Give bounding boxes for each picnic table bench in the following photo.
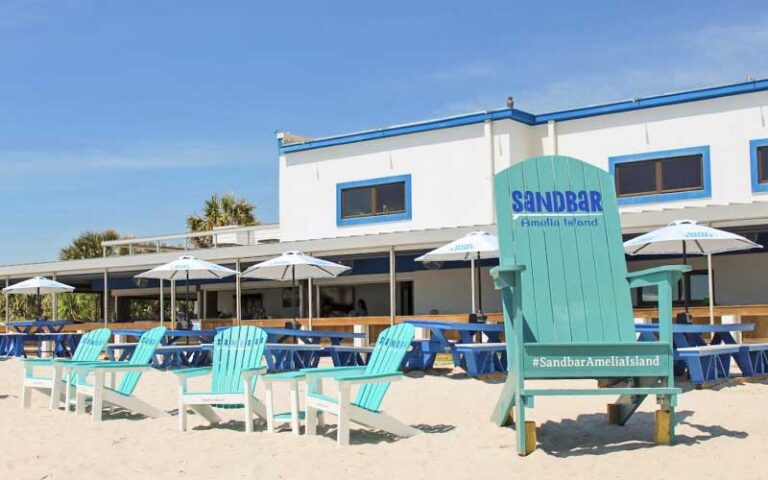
[261,327,368,370]
[402,319,506,376]
[635,323,767,384]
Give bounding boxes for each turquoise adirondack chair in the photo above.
[21,328,112,410]
[491,155,689,456]
[72,326,168,421]
[302,323,419,445]
[173,326,268,432]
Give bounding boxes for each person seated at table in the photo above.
[349,299,368,317]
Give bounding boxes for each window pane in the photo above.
[341,187,373,218]
[616,161,656,196]
[661,155,702,191]
[375,182,406,214]
[759,147,768,183]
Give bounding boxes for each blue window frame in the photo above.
[750,138,768,193]
[336,174,412,226]
[608,146,711,205]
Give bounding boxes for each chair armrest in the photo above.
[85,364,153,373]
[335,373,403,385]
[261,371,306,383]
[627,265,691,288]
[490,265,526,289]
[302,366,367,380]
[20,358,55,365]
[241,366,267,381]
[171,367,212,379]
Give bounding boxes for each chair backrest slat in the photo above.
[494,156,635,344]
[354,323,414,412]
[71,328,111,362]
[117,326,166,396]
[211,326,267,394]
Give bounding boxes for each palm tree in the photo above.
[60,229,123,260]
[186,193,259,247]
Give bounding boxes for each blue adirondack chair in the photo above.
[173,326,268,432]
[20,328,112,410]
[492,155,689,455]
[72,326,168,421]
[301,323,419,445]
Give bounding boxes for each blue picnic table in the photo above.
[110,328,217,368]
[2,320,80,358]
[635,322,758,384]
[261,327,367,370]
[107,326,368,371]
[402,319,506,376]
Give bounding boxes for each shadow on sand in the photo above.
[311,423,456,445]
[533,410,748,457]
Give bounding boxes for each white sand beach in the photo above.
[1,358,766,480]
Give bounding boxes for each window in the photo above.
[759,146,768,184]
[751,139,768,193]
[609,146,711,205]
[337,174,412,226]
[614,154,703,197]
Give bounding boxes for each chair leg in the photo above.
[337,385,351,446]
[75,390,86,416]
[264,383,275,434]
[92,373,104,423]
[50,365,63,410]
[21,383,31,409]
[179,404,188,432]
[244,392,254,434]
[515,398,536,456]
[289,380,301,435]
[306,403,317,436]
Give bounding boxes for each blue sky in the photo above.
[1,1,767,264]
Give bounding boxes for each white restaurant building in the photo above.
[2,79,768,337]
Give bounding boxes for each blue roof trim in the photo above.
[279,79,768,154]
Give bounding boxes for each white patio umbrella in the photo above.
[136,255,238,328]
[240,251,350,328]
[415,231,499,316]
[3,276,75,319]
[624,219,762,321]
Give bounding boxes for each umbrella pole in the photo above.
[476,251,483,316]
[707,254,715,325]
[292,266,297,327]
[37,287,42,320]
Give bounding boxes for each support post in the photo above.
[171,280,176,329]
[707,254,715,325]
[4,277,9,328]
[159,279,165,325]
[235,259,242,326]
[52,274,58,320]
[389,246,396,326]
[103,270,109,326]
[308,277,313,330]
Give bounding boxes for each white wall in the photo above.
[280,90,768,243]
[279,123,495,241]
[413,266,500,315]
[535,91,768,212]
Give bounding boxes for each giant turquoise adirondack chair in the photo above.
[491,155,689,456]
[21,328,112,410]
[72,326,168,421]
[173,326,269,432]
[302,322,419,445]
